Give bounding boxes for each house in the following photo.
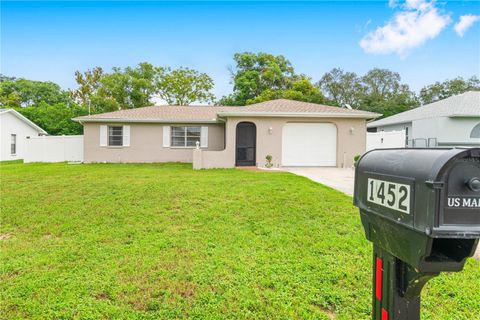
[73,99,379,168]
[0,108,47,161]
[367,91,480,148]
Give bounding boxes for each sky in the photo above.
[1,0,480,100]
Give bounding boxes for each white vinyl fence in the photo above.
[24,135,83,163]
[366,130,406,151]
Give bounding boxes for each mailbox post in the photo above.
[354,148,480,320]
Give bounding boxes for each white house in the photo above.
[0,108,47,161]
[367,91,480,148]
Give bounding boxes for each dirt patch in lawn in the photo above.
[94,292,112,301]
[0,233,12,241]
[312,303,336,319]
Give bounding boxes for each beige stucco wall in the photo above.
[199,117,367,169]
[83,117,367,167]
[83,122,225,163]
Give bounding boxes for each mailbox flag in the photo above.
[376,257,383,301]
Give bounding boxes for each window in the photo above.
[171,126,201,147]
[10,134,16,155]
[471,123,480,138]
[108,126,123,146]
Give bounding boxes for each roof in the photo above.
[217,99,380,118]
[73,106,235,123]
[73,99,380,123]
[0,108,48,134]
[368,91,480,128]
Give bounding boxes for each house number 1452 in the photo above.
[367,178,411,214]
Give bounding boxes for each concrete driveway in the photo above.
[284,167,355,196]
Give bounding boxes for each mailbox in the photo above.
[354,148,480,320]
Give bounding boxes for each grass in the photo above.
[0,162,479,319]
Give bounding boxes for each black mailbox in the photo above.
[354,148,480,320]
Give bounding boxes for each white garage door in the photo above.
[282,123,337,166]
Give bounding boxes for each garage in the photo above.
[282,123,337,166]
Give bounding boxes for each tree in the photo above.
[359,68,418,117]
[0,75,86,135]
[111,62,159,109]
[282,78,325,104]
[155,67,215,105]
[317,68,363,108]
[219,52,323,105]
[72,63,214,109]
[317,68,418,117]
[247,77,324,104]
[362,68,404,98]
[0,77,69,108]
[70,67,104,114]
[0,75,16,82]
[419,76,480,105]
[72,63,161,113]
[219,52,296,105]
[16,102,87,135]
[359,90,417,118]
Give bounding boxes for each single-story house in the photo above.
[367,91,480,148]
[73,99,379,168]
[0,108,47,161]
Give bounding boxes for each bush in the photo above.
[15,102,87,135]
[265,155,273,168]
[353,154,361,167]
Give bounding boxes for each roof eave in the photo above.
[449,114,480,118]
[72,117,223,124]
[367,113,480,127]
[367,120,413,128]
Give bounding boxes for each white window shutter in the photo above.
[163,126,171,147]
[123,125,130,147]
[100,125,107,146]
[201,126,208,148]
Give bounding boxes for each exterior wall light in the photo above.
[350,127,355,135]
[268,127,273,134]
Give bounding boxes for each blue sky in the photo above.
[2,1,479,99]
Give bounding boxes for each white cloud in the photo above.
[360,0,451,57]
[388,0,398,8]
[404,0,430,11]
[454,14,480,37]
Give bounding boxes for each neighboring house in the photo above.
[73,99,379,168]
[367,91,480,148]
[0,108,47,161]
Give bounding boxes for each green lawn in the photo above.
[1,162,479,319]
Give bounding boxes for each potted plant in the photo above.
[265,155,273,168]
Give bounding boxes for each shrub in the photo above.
[265,155,273,168]
[353,154,361,167]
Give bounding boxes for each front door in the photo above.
[236,122,256,166]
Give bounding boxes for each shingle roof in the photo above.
[74,105,234,123]
[368,91,480,128]
[218,99,380,117]
[73,99,380,123]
